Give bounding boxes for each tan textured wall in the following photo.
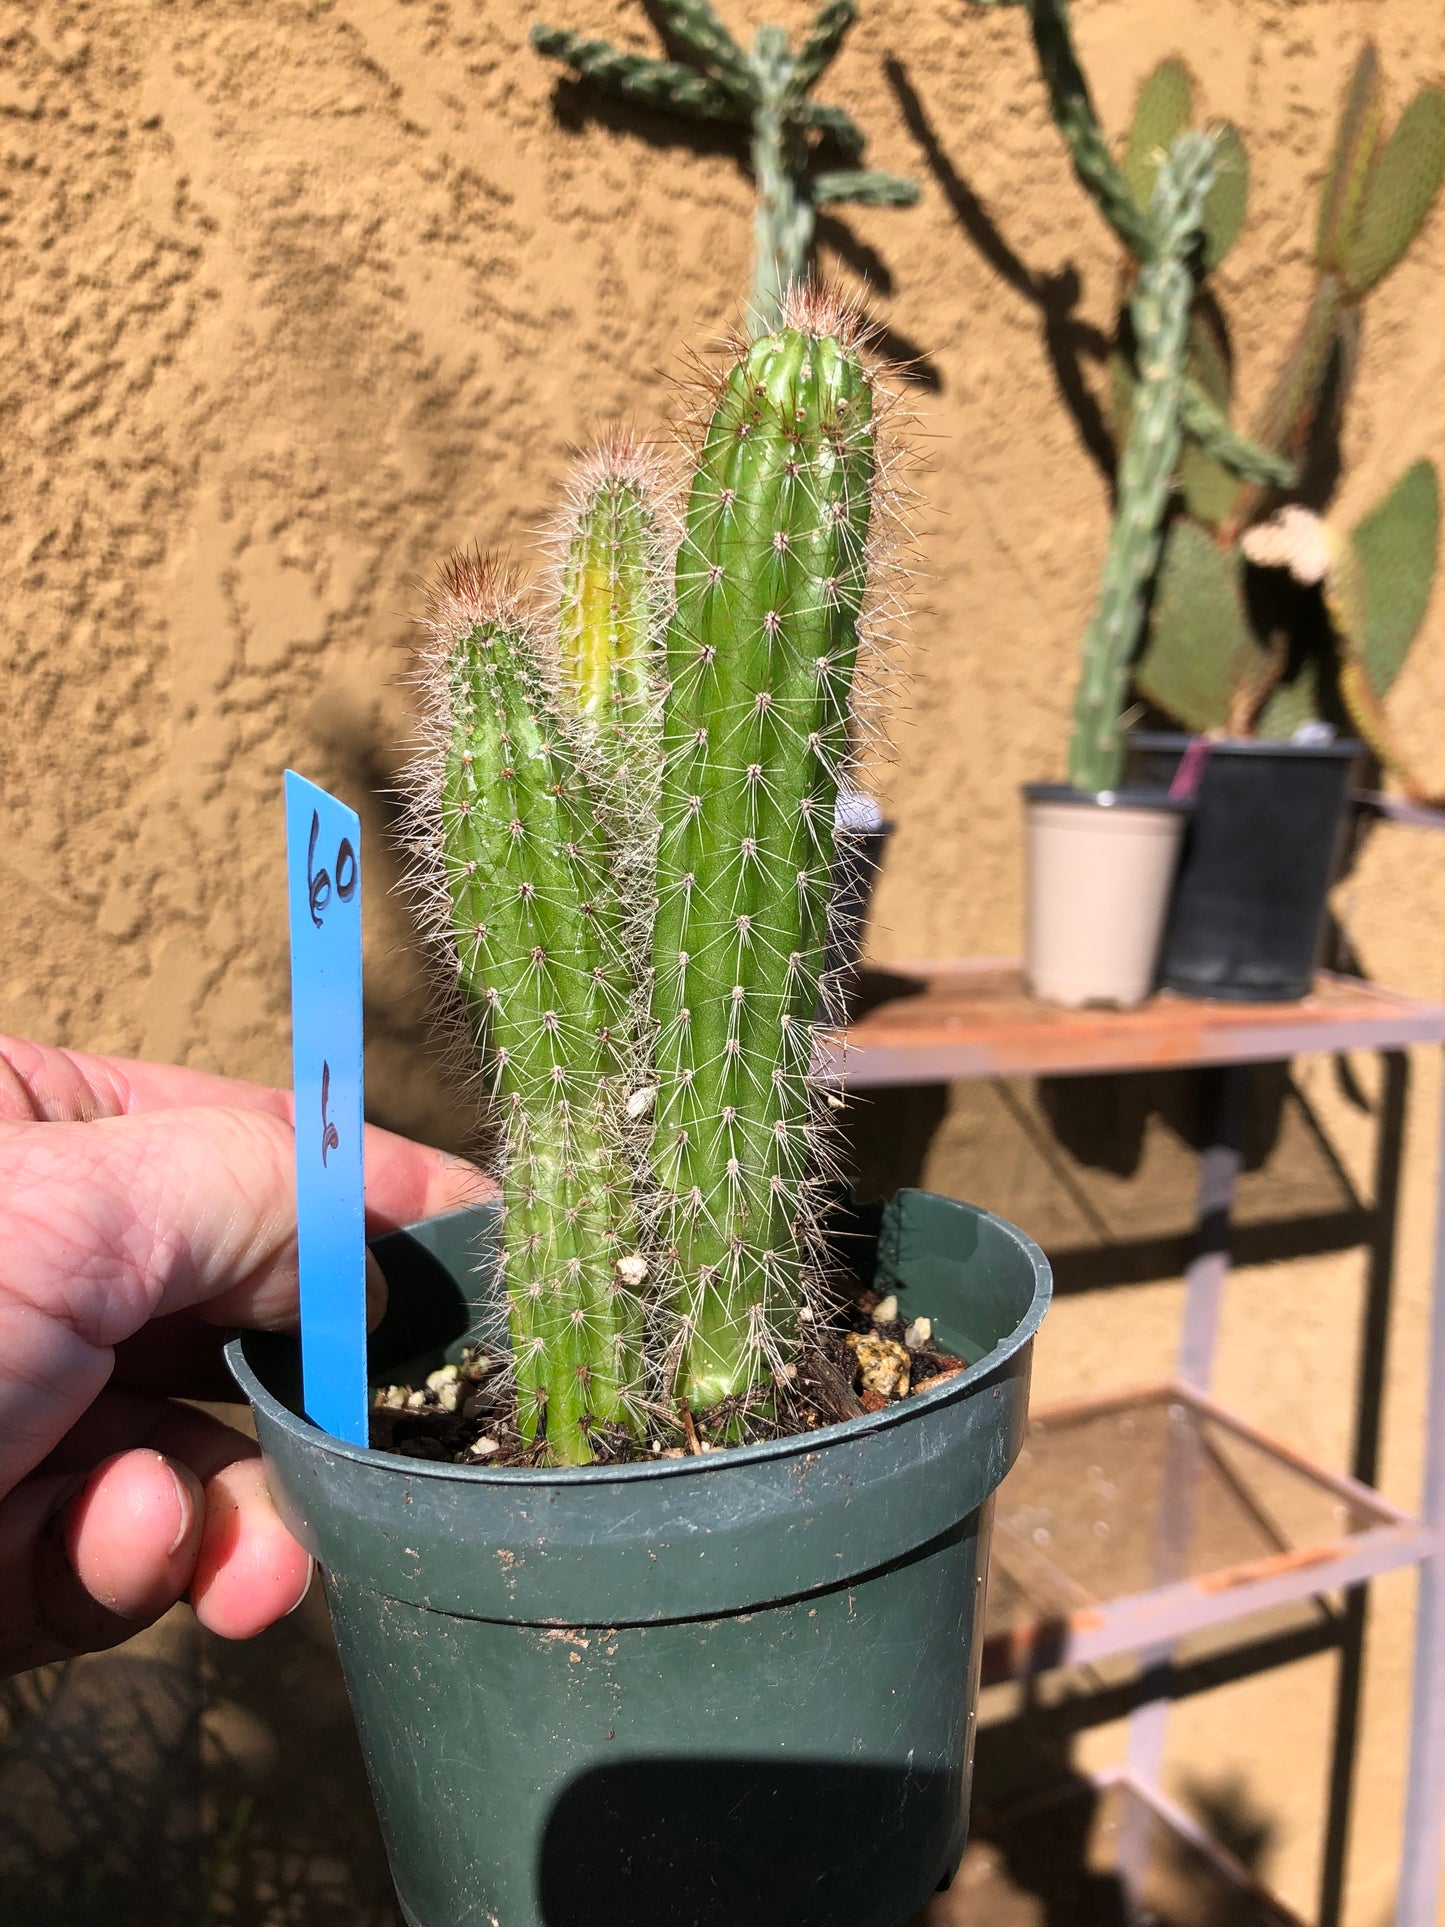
[5,0,1445,1918]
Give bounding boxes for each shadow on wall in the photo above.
[884,59,1114,482]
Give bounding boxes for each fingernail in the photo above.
[165,1462,196,1557]
[284,1557,317,1615]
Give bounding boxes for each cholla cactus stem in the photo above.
[1068,132,1215,794]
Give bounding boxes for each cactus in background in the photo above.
[408,292,892,1455]
[1068,132,1215,793]
[650,293,879,1409]
[531,1,917,332]
[974,5,1445,787]
[1237,464,1442,790]
[969,0,1289,497]
[416,560,646,1466]
[1220,43,1445,538]
[1131,46,1445,787]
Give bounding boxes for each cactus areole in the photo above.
[407,295,887,1464]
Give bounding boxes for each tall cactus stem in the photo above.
[1068,132,1216,794]
[650,291,881,1413]
[415,557,645,1466]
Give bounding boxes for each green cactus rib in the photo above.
[434,563,643,1465]
[1020,0,1155,262]
[1068,132,1215,795]
[650,317,875,1412]
[1179,382,1297,492]
[811,168,921,208]
[993,14,1272,488]
[788,0,857,99]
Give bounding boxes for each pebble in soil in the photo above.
[367,1300,969,1467]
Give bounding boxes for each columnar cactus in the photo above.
[531,1,917,332]
[1069,131,1215,794]
[417,561,646,1465]
[408,291,892,1461]
[649,301,878,1409]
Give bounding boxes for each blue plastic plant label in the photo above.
[284,770,369,1447]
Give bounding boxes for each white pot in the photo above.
[1023,785,1188,1008]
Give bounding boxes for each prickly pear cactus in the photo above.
[415,558,646,1466]
[531,1,917,332]
[648,290,882,1411]
[1133,45,1444,767]
[1237,464,1442,794]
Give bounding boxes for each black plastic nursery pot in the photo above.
[1125,732,1361,1003]
[227,1189,1051,1927]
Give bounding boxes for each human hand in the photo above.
[0,1035,485,1674]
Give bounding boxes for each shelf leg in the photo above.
[1320,1050,1407,1927]
[1396,1053,1445,1927]
[1118,1064,1251,1916]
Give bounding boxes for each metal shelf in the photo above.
[982,1382,1432,1686]
[827,961,1445,1086]
[834,963,1445,1927]
[923,1768,1309,1927]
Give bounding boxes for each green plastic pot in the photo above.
[227,1188,1051,1927]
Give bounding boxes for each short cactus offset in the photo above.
[552,432,670,834]
[531,1,917,332]
[415,559,646,1466]
[408,293,895,1460]
[649,294,881,1409]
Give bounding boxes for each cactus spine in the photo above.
[531,1,917,333]
[649,308,876,1409]
[1069,133,1215,793]
[425,560,644,1466]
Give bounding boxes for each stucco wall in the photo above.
[5,1,1445,1918]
